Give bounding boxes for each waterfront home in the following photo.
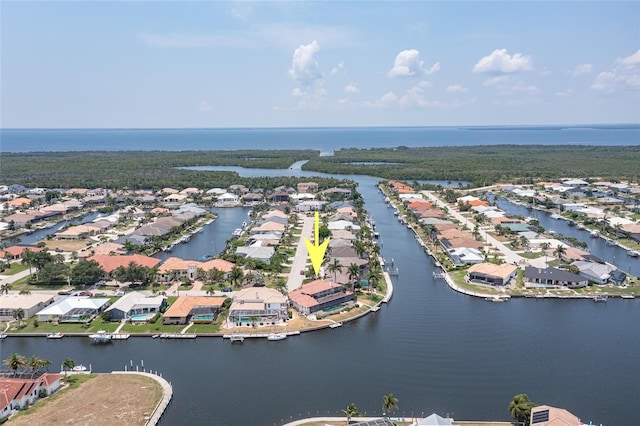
[6,197,32,208]
[217,192,239,204]
[322,187,352,198]
[297,182,319,193]
[523,266,588,288]
[411,413,454,426]
[288,279,356,316]
[156,256,234,282]
[105,291,167,321]
[36,296,110,322]
[331,229,357,240]
[0,245,43,260]
[0,373,63,420]
[242,193,264,203]
[328,220,361,231]
[87,254,161,278]
[562,178,589,187]
[467,263,518,286]
[295,200,326,212]
[252,220,286,233]
[572,261,615,285]
[162,296,226,324]
[530,404,582,426]
[163,193,187,204]
[235,245,274,263]
[448,247,484,265]
[0,293,55,322]
[228,287,288,326]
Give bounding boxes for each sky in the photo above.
[1,1,639,128]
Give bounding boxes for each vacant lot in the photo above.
[44,239,91,252]
[9,373,162,426]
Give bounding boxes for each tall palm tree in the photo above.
[13,308,25,326]
[509,393,536,425]
[327,258,343,283]
[382,393,399,417]
[347,263,360,291]
[3,353,26,375]
[21,248,35,278]
[553,245,566,266]
[342,403,360,424]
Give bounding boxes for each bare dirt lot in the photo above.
[43,239,91,252]
[8,374,162,426]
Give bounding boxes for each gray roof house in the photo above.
[524,266,588,288]
[105,291,167,321]
[572,260,614,285]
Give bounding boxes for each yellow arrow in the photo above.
[304,211,330,276]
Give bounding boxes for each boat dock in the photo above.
[159,333,196,339]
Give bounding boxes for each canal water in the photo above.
[2,169,639,426]
[2,211,102,246]
[494,197,639,276]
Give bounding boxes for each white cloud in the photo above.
[199,101,213,113]
[556,89,574,97]
[291,88,305,97]
[617,49,640,66]
[289,40,322,85]
[344,83,359,93]
[446,84,468,93]
[379,91,399,106]
[418,80,431,88]
[591,49,640,92]
[482,75,511,86]
[473,48,533,74]
[387,49,439,78]
[330,62,345,77]
[568,64,593,76]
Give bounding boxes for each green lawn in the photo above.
[1,262,28,275]
[120,322,184,334]
[519,251,544,259]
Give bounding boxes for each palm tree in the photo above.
[382,393,399,417]
[3,353,26,375]
[347,263,360,291]
[62,358,75,379]
[13,307,25,326]
[229,266,244,288]
[327,258,343,283]
[509,393,536,425]
[21,248,36,278]
[0,283,11,295]
[342,403,360,424]
[553,245,566,266]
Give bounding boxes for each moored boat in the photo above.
[627,250,639,257]
[593,295,608,302]
[47,332,64,339]
[267,332,287,341]
[88,330,112,343]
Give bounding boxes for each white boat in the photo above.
[232,228,242,236]
[551,213,563,220]
[329,322,342,329]
[72,365,87,372]
[590,230,599,238]
[88,330,112,343]
[593,295,608,302]
[371,306,380,312]
[229,333,244,343]
[267,332,287,341]
[628,250,639,257]
[621,294,636,299]
[485,296,507,302]
[47,332,64,339]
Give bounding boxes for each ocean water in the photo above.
[1,124,639,152]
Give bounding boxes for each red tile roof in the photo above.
[87,254,161,273]
[0,245,43,258]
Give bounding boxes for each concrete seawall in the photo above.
[111,371,172,426]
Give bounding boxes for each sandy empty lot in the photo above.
[9,374,162,426]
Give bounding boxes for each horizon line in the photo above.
[1,123,639,131]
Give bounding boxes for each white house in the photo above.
[105,291,167,321]
[36,296,110,322]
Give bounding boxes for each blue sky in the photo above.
[1,1,639,128]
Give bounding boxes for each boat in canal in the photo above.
[88,330,112,343]
[267,332,287,341]
[628,250,639,257]
[46,332,64,339]
[593,295,608,302]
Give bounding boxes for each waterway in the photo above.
[494,197,639,276]
[2,211,102,246]
[2,169,639,426]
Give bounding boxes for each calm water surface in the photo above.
[3,169,639,426]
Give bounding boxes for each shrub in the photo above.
[38,388,48,398]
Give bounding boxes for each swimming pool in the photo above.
[129,313,155,321]
[192,314,214,321]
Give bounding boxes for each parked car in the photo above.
[57,290,71,295]
[221,287,233,293]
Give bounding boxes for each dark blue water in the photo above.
[2,125,639,152]
[3,168,639,426]
[2,211,101,246]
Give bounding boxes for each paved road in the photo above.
[422,191,547,268]
[285,214,314,292]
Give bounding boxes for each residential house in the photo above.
[467,263,517,286]
[523,266,588,288]
[297,182,318,193]
[288,279,356,316]
[228,287,288,326]
[162,296,226,324]
[105,291,167,320]
[235,246,274,263]
[448,247,484,266]
[0,373,63,420]
[87,254,161,277]
[0,293,55,322]
[36,296,110,322]
[530,405,582,426]
[0,246,43,260]
[572,261,615,285]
